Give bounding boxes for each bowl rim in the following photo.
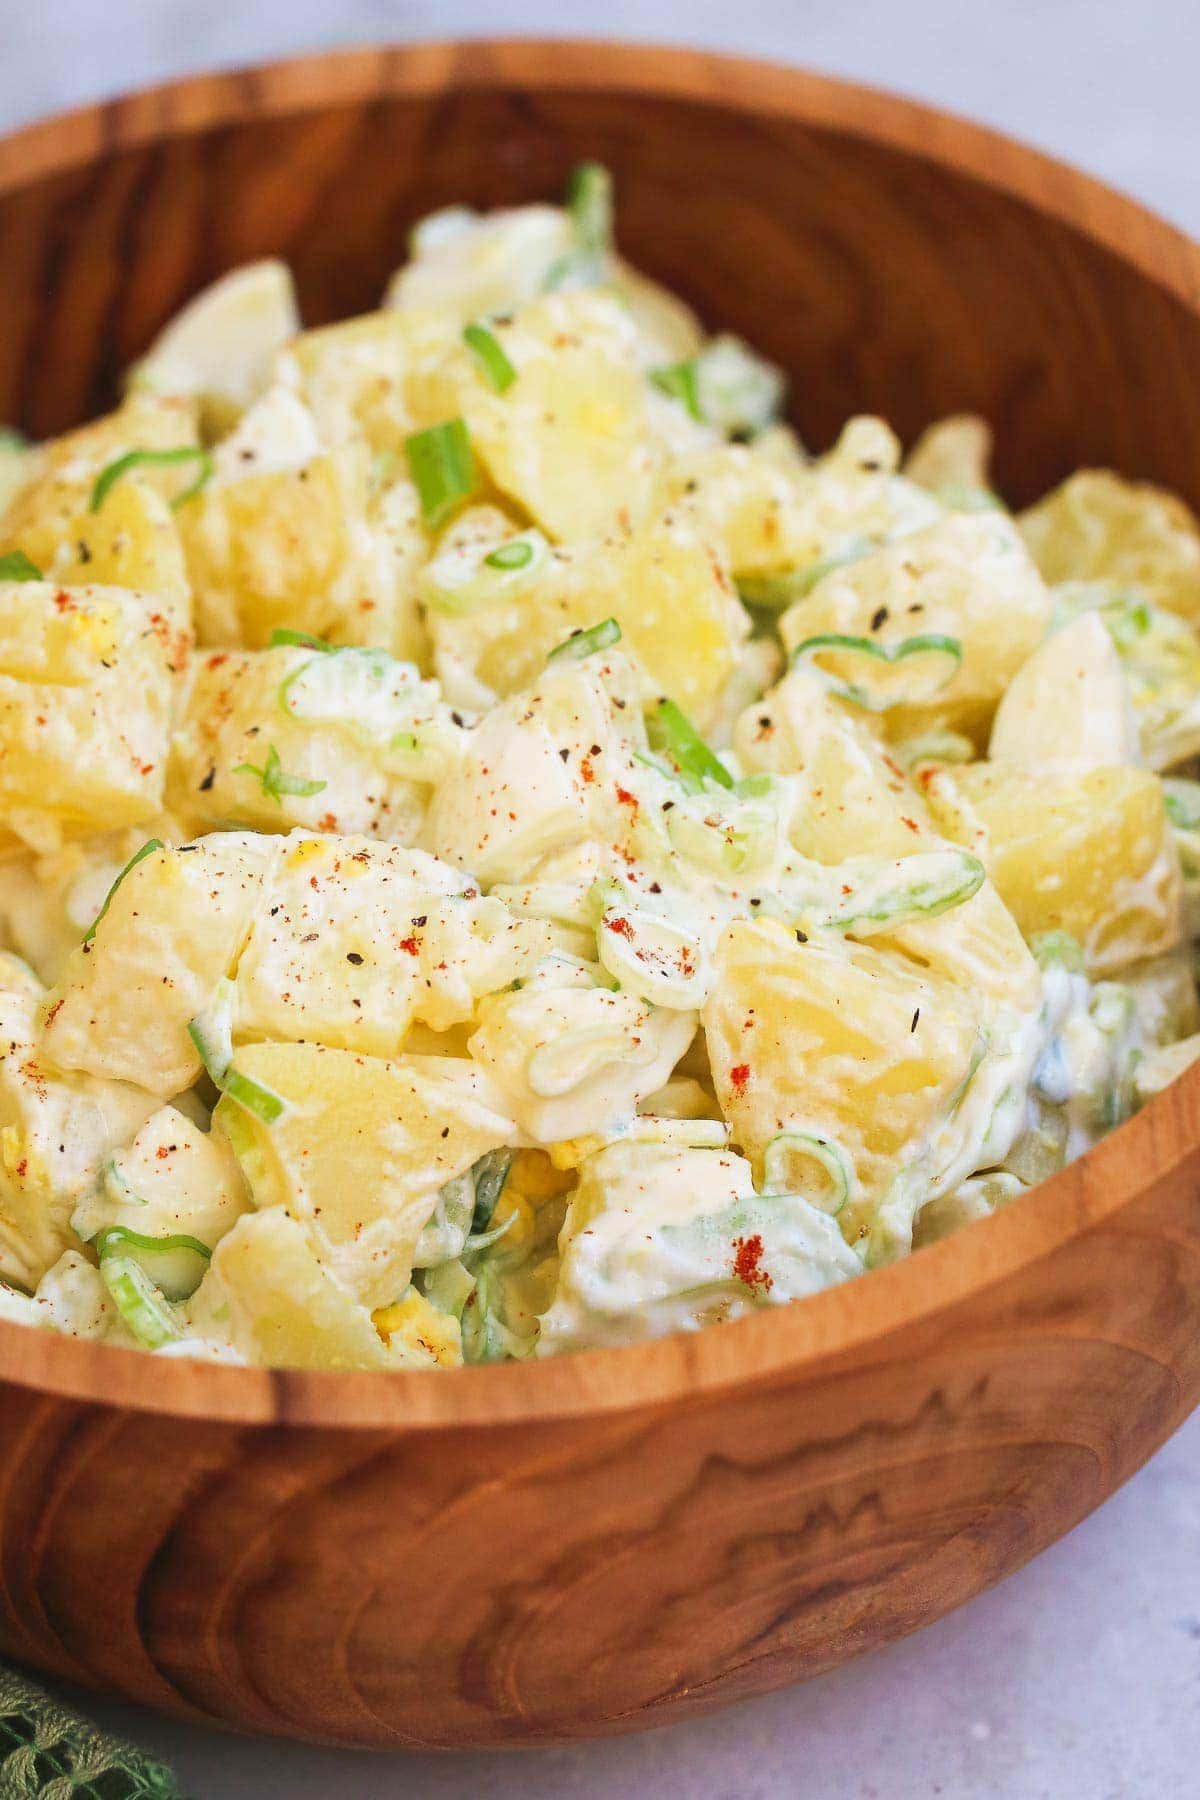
[2,36,1200,1432]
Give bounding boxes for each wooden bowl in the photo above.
[2,39,1200,1752]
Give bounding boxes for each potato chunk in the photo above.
[1021,469,1200,624]
[168,645,458,840]
[233,832,552,1056]
[424,506,747,725]
[0,581,172,850]
[40,833,275,1094]
[704,918,982,1241]
[779,512,1052,743]
[924,761,1184,973]
[188,1207,399,1371]
[0,963,157,1288]
[215,1042,515,1310]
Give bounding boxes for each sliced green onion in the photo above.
[484,539,534,571]
[269,627,334,652]
[188,978,236,1085]
[405,419,476,530]
[102,1156,147,1209]
[0,549,42,582]
[937,484,1004,514]
[471,1148,513,1234]
[465,1212,516,1255]
[543,161,615,291]
[1164,778,1200,831]
[83,837,163,944]
[1030,930,1086,974]
[223,1067,285,1124]
[737,538,872,611]
[463,322,516,394]
[0,426,27,451]
[645,697,734,792]
[90,445,213,513]
[650,362,702,421]
[93,1225,212,1263]
[100,1255,181,1349]
[234,742,326,804]
[762,1131,854,1215]
[566,162,614,257]
[819,850,986,935]
[791,632,963,713]
[547,617,622,664]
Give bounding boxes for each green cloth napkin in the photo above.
[0,1662,185,1799]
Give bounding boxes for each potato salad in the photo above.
[0,166,1198,1371]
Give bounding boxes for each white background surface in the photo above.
[4,3,1200,1795]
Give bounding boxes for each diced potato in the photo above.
[0,970,157,1288]
[0,1249,132,1342]
[0,823,182,984]
[130,260,300,434]
[388,203,576,321]
[0,393,201,558]
[387,201,705,366]
[168,646,444,840]
[70,1104,249,1299]
[1055,584,1200,771]
[188,1207,399,1370]
[468,957,697,1144]
[41,833,276,1094]
[665,422,941,585]
[215,1041,515,1310]
[989,611,1138,768]
[924,760,1184,973]
[424,660,627,885]
[734,666,1042,1011]
[179,387,426,653]
[50,478,192,667]
[538,1140,861,1353]
[704,918,982,1242]
[0,581,173,850]
[903,414,994,497]
[411,291,665,541]
[779,512,1053,743]
[1021,469,1200,624]
[233,832,552,1056]
[425,506,747,724]
[280,308,454,459]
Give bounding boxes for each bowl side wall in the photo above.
[3,73,1200,505]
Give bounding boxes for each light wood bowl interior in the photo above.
[1,39,1199,1750]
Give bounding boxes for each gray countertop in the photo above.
[6,3,1200,1794]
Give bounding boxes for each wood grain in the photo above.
[0,39,1199,1749]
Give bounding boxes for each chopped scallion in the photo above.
[790,632,963,713]
[90,445,213,513]
[92,1225,212,1262]
[650,361,702,421]
[645,697,734,792]
[547,617,622,664]
[405,419,476,529]
[223,1067,285,1124]
[566,162,613,257]
[269,627,334,652]
[484,539,534,571]
[463,322,517,394]
[0,549,42,582]
[234,742,326,804]
[99,1255,181,1348]
[83,838,163,944]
